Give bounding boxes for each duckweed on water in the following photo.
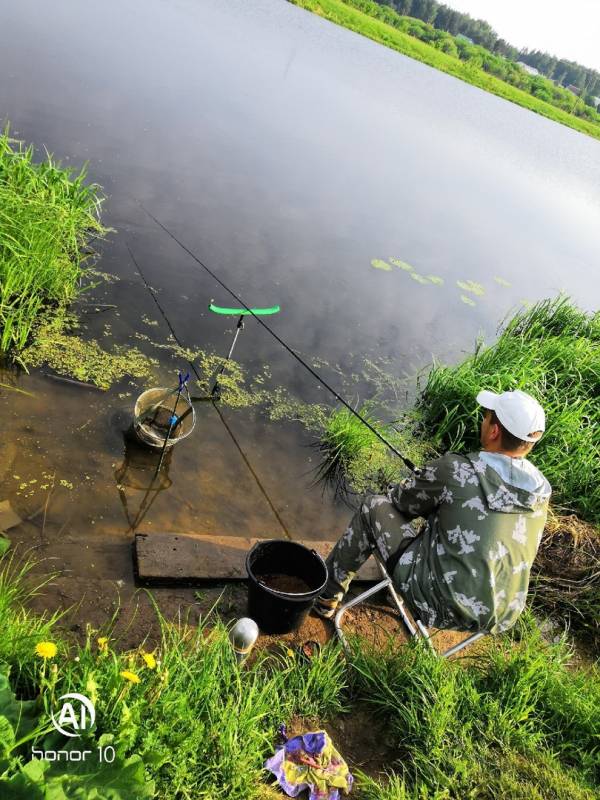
[133,332,331,429]
[85,268,120,285]
[19,311,158,390]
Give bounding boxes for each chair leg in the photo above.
[332,558,486,657]
[441,631,486,658]
[385,580,418,638]
[375,557,434,649]
[334,578,392,653]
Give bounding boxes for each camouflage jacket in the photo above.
[390,451,552,634]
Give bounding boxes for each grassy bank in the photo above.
[0,129,106,354]
[314,402,434,499]
[418,296,599,525]
[316,297,600,645]
[288,0,600,141]
[1,555,599,798]
[318,298,599,523]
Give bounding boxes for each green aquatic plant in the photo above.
[426,275,444,286]
[315,404,433,497]
[494,276,512,287]
[371,258,393,271]
[457,279,485,296]
[19,310,158,390]
[460,294,476,306]
[0,128,107,354]
[408,272,431,285]
[389,257,414,272]
[418,296,600,524]
[130,333,331,429]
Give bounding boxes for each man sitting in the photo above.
[315,389,551,634]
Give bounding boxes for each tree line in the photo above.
[378,0,600,102]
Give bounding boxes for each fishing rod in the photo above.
[126,242,294,539]
[138,203,418,474]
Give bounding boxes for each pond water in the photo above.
[1,0,599,587]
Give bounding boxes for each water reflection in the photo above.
[115,429,174,532]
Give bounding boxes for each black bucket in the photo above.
[246,540,328,634]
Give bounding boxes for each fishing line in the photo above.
[126,242,293,539]
[138,203,418,474]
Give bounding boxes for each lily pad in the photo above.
[371,259,392,271]
[460,295,477,307]
[493,276,512,287]
[389,257,414,272]
[457,280,485,296]
[426,275,444,286]
[409,272,431,284]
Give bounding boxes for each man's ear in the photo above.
[489,420,502,441]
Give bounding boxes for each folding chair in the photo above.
[334,554,487,657]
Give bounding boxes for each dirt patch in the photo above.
[8,514,472,658]
[285,703,399,780]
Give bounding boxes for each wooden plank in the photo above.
[134,533,380,584]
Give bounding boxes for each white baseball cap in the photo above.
[476,389,545,442]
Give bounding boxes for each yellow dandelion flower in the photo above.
[142,652,157,669]
[97,636,109,653]
[120,670,141,684]
[35,642,57,659]
[286,648,295,658]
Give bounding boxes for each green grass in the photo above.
[315,403,434,498]
[288,0,600,141]
[417,296,600,524]
[317,298,600,524]
[349,615,600,798]
[0,551,63,691]
[0,557,347,799]
[2,556,599,799]
[0,128,106,354]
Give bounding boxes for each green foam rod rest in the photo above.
[209,303,280,316]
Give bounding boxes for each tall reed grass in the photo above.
[0,128,106,353]
[418,297,600,524]
[315,404,434,500]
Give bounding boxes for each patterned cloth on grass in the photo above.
[265,729,353,799]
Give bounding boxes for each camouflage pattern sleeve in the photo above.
[388,456,453,520]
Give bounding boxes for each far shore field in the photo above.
[288,0,600,141]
